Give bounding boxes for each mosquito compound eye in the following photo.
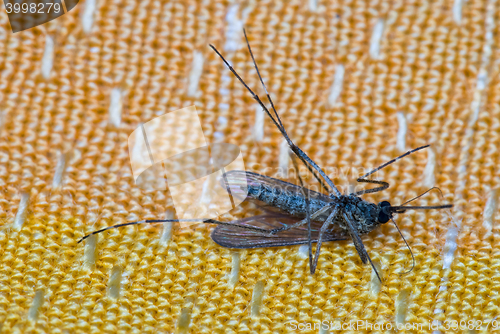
[378,201,392,223]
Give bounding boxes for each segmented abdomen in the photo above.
[247,184,329,219]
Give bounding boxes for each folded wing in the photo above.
[211,213,347,248]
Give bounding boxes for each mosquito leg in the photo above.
[77,218,271,244]
[203,219,270,233]
[343,211,382,282]
[267,204,332,235]
[210,34,342,197]
[78,219,204,243]
[244,30,337,196]
[310,205,340,274]
[353,178,389,196]
[360,145,429,179]
[268,218,307,235]
[354,145,430,196]
[242,30,331,195]
[290,154,314,272]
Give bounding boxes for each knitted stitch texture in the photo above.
[0,0,499,333]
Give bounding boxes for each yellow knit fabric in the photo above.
[1,0,499,333]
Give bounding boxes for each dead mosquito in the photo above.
[78,30,452,282]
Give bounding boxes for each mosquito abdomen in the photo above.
[247,183,328,219]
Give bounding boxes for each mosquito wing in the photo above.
[222,170,333,204]
[211,214,347,248]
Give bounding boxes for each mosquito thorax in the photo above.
[377,201,392,224]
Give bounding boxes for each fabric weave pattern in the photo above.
[0,0,499,333]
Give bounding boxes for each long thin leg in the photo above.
[302,157,331,194]
[390,217,415,274]
[242,29,284,133]
[290,154,314,273]
[268,204,332,235]
[241,29,332,196]
[242,31,334,196]
[354,179,389,196]
[209,38,341,197]
[353,145,430,196]
[343,211,382,282]
[360,145,429,179]
[311,205,340,274]
[78,218,269,243]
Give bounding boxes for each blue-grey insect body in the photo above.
[243,172,391,235]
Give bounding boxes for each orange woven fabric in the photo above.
[1,0,499,333]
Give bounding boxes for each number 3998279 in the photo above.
[5,2,62,14]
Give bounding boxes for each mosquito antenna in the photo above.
[400,186,443,206]
[390,217,415,274]
[361,145,430,179]
[78,218,269,243]
[210,42,342,197]
[290,154,313,273]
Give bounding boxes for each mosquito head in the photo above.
[377,200,393,224]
